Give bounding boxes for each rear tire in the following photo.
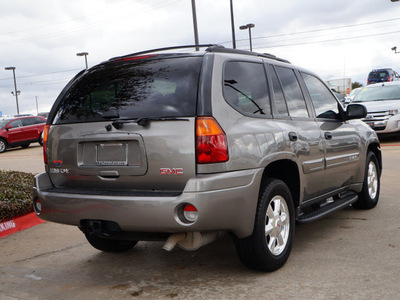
[38,132,43,146]
[235,178,295,272]
[353,151,380,209]
[85,233,138,253]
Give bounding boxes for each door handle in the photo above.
[324,132,332,140]
[289,132,298,142]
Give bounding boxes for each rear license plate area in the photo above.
[96,143,128,166]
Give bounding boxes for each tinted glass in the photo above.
[301,72,340,119]
[0,119,11,129]
[53,57,203,124]
[353,85,400,102]
[275,67,309,118]
[21,118,36,126]
[269,65,288,116]
[369,71,388,79]
[35,117,46,123]
[223,62,271,116]
[9,119,23,128]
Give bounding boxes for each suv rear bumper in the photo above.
[33,169,264,238]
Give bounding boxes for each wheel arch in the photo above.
[261,159,300,209]
[367,142,382,175]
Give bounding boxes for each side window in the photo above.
[21,118,36,126]
[9,119,23,128]
[223,61,271,116]
[268,65,289,116]
[275,66,309,118]
[301,72,340,119]
[34,117,46,124]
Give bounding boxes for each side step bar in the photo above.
[296,193,358,224]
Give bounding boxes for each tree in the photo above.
[352,81,363,89]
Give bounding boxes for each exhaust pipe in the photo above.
[162,232,222,251]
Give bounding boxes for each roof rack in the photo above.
[110,44,224,61]
[205,46,290,64]
[110,44,290,64]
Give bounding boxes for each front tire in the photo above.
[235,178,295,272]
[353,151,380,209]
[85,233,138,253]
[0,139,6,153]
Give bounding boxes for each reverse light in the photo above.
[43,125,50,164]
[196,117,229,164]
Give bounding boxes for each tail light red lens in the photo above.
[196,117,229,164]
[43,125,50,164]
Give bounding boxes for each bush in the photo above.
[0,170,34,222]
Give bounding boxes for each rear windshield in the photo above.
[53,57,203,124]
[369,71,388,79]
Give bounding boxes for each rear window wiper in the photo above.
[111,117,190,129]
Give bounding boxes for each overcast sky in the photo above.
[1,0,400,116]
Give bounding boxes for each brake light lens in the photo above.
[43,125,50,164]
[196,117,229,164]
[388,76,391,82]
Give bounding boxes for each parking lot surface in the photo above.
[1,141,400,299]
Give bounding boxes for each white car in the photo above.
[353,81,400,133]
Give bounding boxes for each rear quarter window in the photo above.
[223,61,271,117]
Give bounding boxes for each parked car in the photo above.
[345,87,362,103]
[0,116,46,153]
[367,68,400,85]
[33,45,381,272]
[353,81,400,134]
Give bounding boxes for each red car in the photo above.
[0,116,46,153]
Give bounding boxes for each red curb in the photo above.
[0,212,46,238]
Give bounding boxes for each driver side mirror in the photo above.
[346,104,367,120]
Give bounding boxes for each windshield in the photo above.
[353,85,400,102]
[0,119,11,129]
[53,57,203,124]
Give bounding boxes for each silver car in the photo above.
[33,45,381,272]
[353,81,400,133]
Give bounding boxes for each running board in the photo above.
[296,193,358,224]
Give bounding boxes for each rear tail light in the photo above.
[388,76,391,82]
[196,117,229,164]
[43,125,50,164]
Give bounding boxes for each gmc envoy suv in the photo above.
[33,45,381,271]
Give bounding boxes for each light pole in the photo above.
[239,23,255,51]
[191,0,200,51]
[4,66,20,115]
[76,52,89,69]
[230,0,236,49]
[35,96,39,115]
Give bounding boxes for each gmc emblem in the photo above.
[160,168,184,175]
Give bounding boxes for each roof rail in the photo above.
[205,46,290,64]
[109,44,290,64]
[110,44,225,61]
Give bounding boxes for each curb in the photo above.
[0,212,46,239]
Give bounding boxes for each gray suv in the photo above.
[33,45,381,272]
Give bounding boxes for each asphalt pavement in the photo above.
[0,141,399,299]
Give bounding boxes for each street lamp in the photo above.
[239,23,255,51]
[76,52,89,69]
[4,66,20,115]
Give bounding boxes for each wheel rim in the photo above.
[367,161,378,199]
[0,141,5,152]
[265,195,290,256]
